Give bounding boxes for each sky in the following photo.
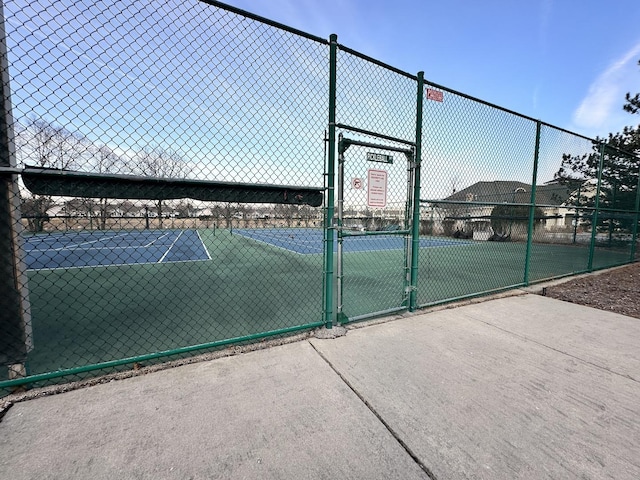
[219,0,640,140]
[6,0,640,200]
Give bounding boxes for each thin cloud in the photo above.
[573,41,640,132]
[538,0,553,51]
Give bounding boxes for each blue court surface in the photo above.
[234,228,473,254]
[24,229,211,270]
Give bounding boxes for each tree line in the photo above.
[17,117,323,233]
[16,116,191,231]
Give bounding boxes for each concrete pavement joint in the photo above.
[308,340,438,480]
[472,318,639,384]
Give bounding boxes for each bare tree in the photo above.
[450,175,460,195]
[16,118,86,231]
[21,196,52,233]
[220,202,242,229]
[134,146,187,228]
[274,204,299,227]
[117,201,137,217]
[174,200,193,218]
[90,145,122,230]
[16,117,86,170]
[299,205,312,227]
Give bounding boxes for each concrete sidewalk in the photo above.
[2,294,640,479]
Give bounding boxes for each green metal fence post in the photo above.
[524,120,541,285]
[587,142,606,271]
[323,33,338,328]
[630,161,640,261]
[408,71,424,311]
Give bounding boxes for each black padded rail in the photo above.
[22,166,324,207]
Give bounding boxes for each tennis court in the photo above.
[17,228,471,379]
[17,228,324,384]
[3,226,635,390]
[24,229,211,270]
[234,227,472,254]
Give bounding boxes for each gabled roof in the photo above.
[443,180,572,205]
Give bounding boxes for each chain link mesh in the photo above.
[418,85,537,305]
[592,144,639,268]
[1,1,638,394]
[1,0,328,392]
[335,49,417,320]
[418,101,639,308]
[529,125,600,280]
[336,50,416,143]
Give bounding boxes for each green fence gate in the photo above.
[336,131,417,322]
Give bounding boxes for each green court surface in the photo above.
[21,229,324,381]
[341,241,633,319]
[8,229,635,384]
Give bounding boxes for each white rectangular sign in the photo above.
[367,169,387,208]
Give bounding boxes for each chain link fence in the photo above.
[1,0,639,395]
[418,101,639,307]
[418,84,537,304]
[333,47,418,321]
[0,0,329,393]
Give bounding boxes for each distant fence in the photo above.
[1,0,638,395]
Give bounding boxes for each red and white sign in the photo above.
[351,177,363,190]
[426,88,444,102]
[367,169,387,208]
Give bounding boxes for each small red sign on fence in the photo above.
[427,88,444,102]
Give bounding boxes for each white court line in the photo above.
[196,230,212,260]
[244,236,309,255]
[33,246,159,252]
[234,231,313,255]
[158,230,184,263]
[50,232,133,251]
[278,235,322,252]
[28,258,211,272]
[246,230,325,254]
[144,232,172,247]
[27,231,173,253]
